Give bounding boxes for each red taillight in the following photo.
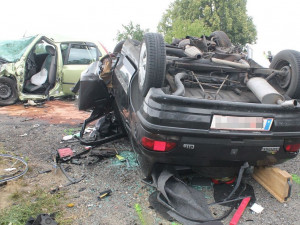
[141,137,176,152]
[284,143,300,152]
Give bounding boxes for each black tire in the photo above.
[113,40,140,54]
[0,77,18,106]
[270,50,300,98]
[210,31,232,48]
[138,33,166,97]
[113,40,125,54]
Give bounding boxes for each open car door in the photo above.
[61,42,102,95]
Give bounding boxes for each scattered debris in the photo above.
[25,214,57,225]
[19,133,28,137]
[50,187,60,194]
[98,189,112,200]
[67,203,75,208]
[229,197,251,225]
[116,154,125,162]
[250,203,264,214]
[71,158,82,165]
[84,146,92,150]
[38,169,52,174]
[27,100,37,106]
[78,187,86,192]
[90,149,116,158]
[57,148,74,159]
[21,118,34,122]
[62,135,73,141]
[58,163,86,186]
[0,154,28,183]
[4,168,16,172]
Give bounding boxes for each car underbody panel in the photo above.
[78,32,300,178]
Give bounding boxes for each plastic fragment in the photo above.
[4,168,16,172]
[98,189,112,200]
[27,100,37,106]
[250,203,264,213]
[67,203,75,208]
[57,148,74,158]
[116,154,125,162]
[62,135,73,141]
[229,197,251,225]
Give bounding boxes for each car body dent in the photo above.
[0,34,107,103]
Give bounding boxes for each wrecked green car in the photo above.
[0,35,107,106]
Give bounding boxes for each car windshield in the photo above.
[0,36,36,63]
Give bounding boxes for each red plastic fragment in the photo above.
[57,148,73,158]
[229,197,251,225]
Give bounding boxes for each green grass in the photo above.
[63,128,81,135]
[0,189,71,225]
[64,128,75,135]
[292,174,300,185]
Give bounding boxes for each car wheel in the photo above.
[113,40,125,54]
[138,33,166,97]
[113,40,141,55]
[270,50,300,98]
[0,77,18,106]
[210,31,232,48]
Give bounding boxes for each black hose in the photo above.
[225,162,249,201]
[58,163,85,186]
[166,47,187,58]
[172,72,188,96]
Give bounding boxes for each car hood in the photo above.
[0,35,36,63]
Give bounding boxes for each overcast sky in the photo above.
[1,0,300,65]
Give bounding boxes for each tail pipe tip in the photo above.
[277,99,298,107]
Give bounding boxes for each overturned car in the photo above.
[78,31,300,179]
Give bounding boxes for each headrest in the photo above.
[45,45,55,56]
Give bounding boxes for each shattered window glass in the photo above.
[0,36,36,63]
[66,44,99,65]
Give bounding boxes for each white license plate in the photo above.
[210,115,273,131]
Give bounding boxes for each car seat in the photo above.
[24,45,56,93]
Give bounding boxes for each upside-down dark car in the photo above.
[78,31,300,179]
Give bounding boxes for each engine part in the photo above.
[246,77,297,107]
[172,72,188,96]
[184,45,202,59]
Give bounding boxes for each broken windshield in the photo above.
[0,36,36,63]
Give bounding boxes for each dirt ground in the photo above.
[0,100,299,225]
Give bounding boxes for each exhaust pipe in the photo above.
[246,77,297,107]
[172,72,188,96]
[184,45,202,59]
[212,58,250,69]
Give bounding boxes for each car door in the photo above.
[113,54,137,125]
[61,42,102,94]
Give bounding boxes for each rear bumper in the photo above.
[131,88,300,177]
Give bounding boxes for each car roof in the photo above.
[30,34,108,54]
[30,34,97,44]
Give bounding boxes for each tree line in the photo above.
[116,0,256,47]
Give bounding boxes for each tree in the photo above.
[116,21,149,42]
[158,0,257,46]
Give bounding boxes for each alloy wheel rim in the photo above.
[139,43,147,89]
[0,83,12,99]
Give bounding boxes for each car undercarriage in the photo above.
[77,31,300,179]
